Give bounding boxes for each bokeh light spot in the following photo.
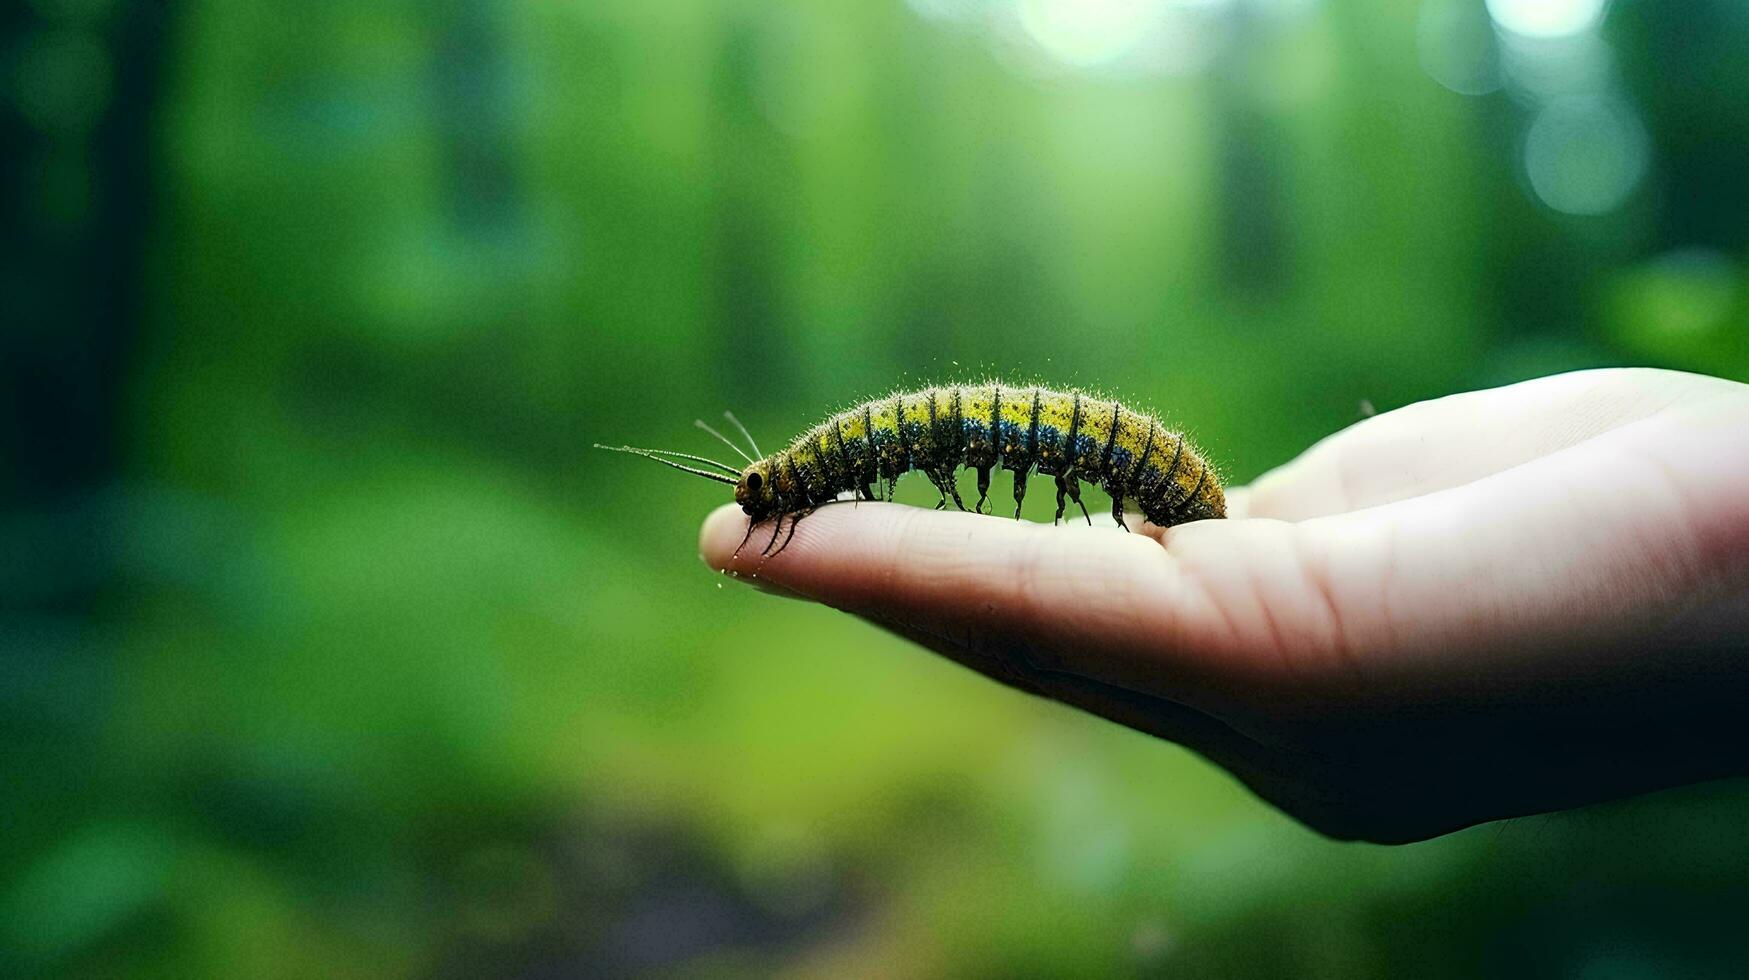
[1016,0,1167,69]
[1497,30,1613,100]
[1484,0,1607,39]
[1003,0,1238,75]
[1523,95,1649,215]
[1418,0,1501,96]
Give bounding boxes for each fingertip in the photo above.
[699,504,750,571]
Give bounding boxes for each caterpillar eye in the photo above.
[746,472,763,493]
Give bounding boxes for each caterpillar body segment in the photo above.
[598,384,1225,556]
[745,384,1222,533]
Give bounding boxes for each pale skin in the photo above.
[700,369,1749,843]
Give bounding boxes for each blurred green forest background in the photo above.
[6,0,1749,975]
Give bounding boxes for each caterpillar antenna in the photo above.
[592,444,738,474]
[694,419,755,465]
[593,445,737,484]
[723,411,762,459]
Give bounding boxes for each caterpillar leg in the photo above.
[1066,476,1092,526]
[1011,469,1028,520]
[885,477,896,503]
[945,476,968,512]
[734,519,758,559]
[771,509,806,556]
[974,466,991,514]
[761,514,786,555]
[1050,472,1092,526]
[1111,495,1130,532]
[861,483,875,503]
[926,468,967,511]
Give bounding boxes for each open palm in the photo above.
[701,369,1749,842]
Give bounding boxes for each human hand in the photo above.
[700,369,1749,843]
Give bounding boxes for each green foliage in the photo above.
[6,0,1748,975]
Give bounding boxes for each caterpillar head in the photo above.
[735,463,777,519]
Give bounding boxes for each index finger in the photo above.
[699,502,1261,707]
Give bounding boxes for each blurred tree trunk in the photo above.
[4,2,170,523]
[0,0,174,936]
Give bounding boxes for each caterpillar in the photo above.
[596,383,1226,555]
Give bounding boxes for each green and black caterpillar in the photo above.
[598,383,1226,554]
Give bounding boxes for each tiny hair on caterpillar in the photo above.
[595,383,1226,556]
